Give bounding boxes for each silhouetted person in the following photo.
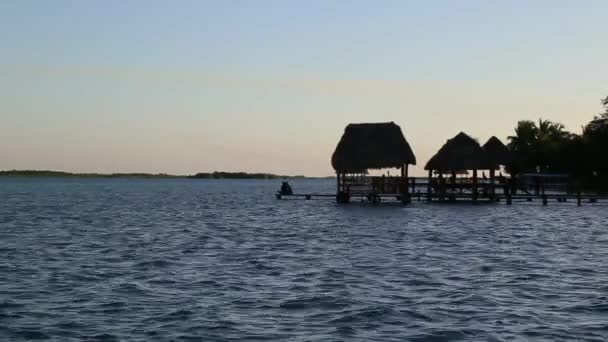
[280,181,293,195]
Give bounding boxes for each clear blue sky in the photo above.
[1,1,607,176]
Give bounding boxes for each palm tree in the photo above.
[507,120,539,174]
[507,118,572,173]
[540,119,577,173]
[508,120,537,150]
[583,98,608,178]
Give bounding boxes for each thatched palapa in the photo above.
[425,132,495,171]
[332,122,416,173]
[482,136,511,166]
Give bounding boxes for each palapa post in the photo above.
[427,169,432,201]
[472,169,478,201]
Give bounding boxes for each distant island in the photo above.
[0,170,326,179]
[0,170,181,178]
[188,172,307,179]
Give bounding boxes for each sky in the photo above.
[1,0,607,176]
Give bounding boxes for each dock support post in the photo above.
[336,173,351,204]
[489,168,495,201]
[472,169,478,202]
[405,164,410,203]
[438,173,445,201]
[427,169,433,201]
[450,171,456,202]
[541,178,547,206]
[336,173,341,195]
[541,178,545,197]
[401,163,410,204]
[577,192,582,206]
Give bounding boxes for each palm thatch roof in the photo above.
[425,132,496,171]
[331,122,416,173]
[482,136,512,166]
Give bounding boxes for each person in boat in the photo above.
[280,181,293,195]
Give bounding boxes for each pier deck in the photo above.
[276,175,607,205]
[276,191,607,205]
[275,193,335,200]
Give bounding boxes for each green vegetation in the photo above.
[506,96,608,191]
[0,170,314,179]
[188,172,306,179]
[0,170,180,178]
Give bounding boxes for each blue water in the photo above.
[1,178,608,341]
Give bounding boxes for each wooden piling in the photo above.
[336,173,341,195]
[438,173,445,201]
[427,169,433,201]
[472,169,478,202]
[489,169,495,201]
[541,178,545,196]
[399,164,410,205]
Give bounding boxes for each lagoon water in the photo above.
[1,178,608,341]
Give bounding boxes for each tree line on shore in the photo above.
[0,170,180,178]
[506,96,608,191]
[0,170,311,179]
[188,172,307,179]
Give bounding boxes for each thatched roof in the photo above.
[425,132,496,171]
[482,136,511,166]
[331,122,416,173]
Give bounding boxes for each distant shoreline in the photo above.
[0,170,332,180]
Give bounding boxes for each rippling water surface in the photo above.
[1,178,608,341]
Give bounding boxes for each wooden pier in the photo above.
[275,193,335,200]
[275,177,607,206]
[276,191,607,206]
